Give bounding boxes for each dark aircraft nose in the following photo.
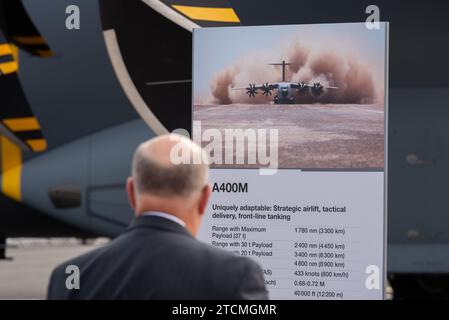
[281,89,288,97]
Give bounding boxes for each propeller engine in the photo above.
[246,83,258,98]
[310,82,324,98]
[262,82,272,96]
[297,82,308,95]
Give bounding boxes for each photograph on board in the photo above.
[193,22,387,170]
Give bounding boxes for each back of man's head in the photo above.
[127,134,210,235]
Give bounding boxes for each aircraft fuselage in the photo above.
[273,82,296,104]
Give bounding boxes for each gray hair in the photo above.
[132,139,209,197]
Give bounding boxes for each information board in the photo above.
[193,22,388,300]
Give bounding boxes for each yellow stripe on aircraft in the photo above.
[0,43,18,74]
[0,61,18,75]
[3,117,41,132]
[1,136,22,201]
[172,5,240,23]
[26,139,47,152]
[10,44,19,73]
[35,49,53,57]
[0,43,12,56]
[12,36,46,45]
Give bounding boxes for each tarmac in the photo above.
[0,238,108,299]
[194,103,385,169]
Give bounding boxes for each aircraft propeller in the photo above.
[262,82,272,96]
[246,83,258,98]
[310,82,324,97]
[297,82,308,94]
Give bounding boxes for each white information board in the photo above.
[193,22,388,299]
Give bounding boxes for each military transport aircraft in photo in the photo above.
[232,60,338,104]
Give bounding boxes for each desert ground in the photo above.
[193,103,384,169]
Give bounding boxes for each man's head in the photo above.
[126,134,211,235]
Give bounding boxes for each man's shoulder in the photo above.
[47,245,106,299]
[50,245,105,278]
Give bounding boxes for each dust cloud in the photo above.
[209,41,381,105]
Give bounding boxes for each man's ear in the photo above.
[198,184,211,216]
[126,177,136,210]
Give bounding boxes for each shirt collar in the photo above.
[142,211,186,228]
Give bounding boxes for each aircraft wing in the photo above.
[231,86,247,90]
[291,82,338,90]
[231,85,264,90]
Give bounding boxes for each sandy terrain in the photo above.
[193,103,384,169]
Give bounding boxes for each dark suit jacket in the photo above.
[47,215,268,299]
